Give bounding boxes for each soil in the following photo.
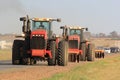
[0,62,82,80]
[0,53,119,80]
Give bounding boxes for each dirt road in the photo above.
[0,62,82,80]
[0,60,48,71]
[0,53,119,80]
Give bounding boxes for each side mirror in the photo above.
[86,28,88,31]
[60,26,64,29]
[20,17,26,21]
[57,18,61,22]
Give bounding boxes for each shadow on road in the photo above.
[0,60,48,66]
[0,63,12,65]
[0,60,12,65]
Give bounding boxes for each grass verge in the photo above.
[42,54,120,80]
[0,49,12,60]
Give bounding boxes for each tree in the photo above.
[98,33,106,38]
[109,31,118,38]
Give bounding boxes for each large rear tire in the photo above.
[102,52,105,58]
[87,44,95,61]
[77,54,80,63]
[68,54,72,62]
[68,54,76,62]
[48,41,56,66]
[81,43,86,61]
[58,40,68,66]
[12,40,24,65]
[95,52,98,58]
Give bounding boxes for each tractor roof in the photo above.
[69,26,83,30]
[32,18,52,21]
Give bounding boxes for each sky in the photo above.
[0,0,120,35]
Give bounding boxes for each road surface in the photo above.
[0,60,48,71]
[0,53,119,71]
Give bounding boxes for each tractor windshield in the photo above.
[32,21,50,32]
[70,29,81,35]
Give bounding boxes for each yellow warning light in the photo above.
[32,18,51,21]
[69,26,82,29]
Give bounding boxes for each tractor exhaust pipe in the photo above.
[60,25,68,40]
[20,15,31,33]
[20,17,27,33]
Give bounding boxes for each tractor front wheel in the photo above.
[57,40,68,66]
[48,41,56,66]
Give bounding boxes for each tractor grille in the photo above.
[69,40,78,49]
[31,36,46,49]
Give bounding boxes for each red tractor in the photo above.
[12,15,68,66]
[60,26,94,62]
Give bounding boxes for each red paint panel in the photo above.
[68,35,80,42]
[69,49,79,54]
[46,50,52,58]
[31,29,47,39]
[31,49,46,57]
[69,49,82,55]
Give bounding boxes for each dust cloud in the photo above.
[0,0,26,34]
[0,0,25,14]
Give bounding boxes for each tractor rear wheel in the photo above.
[48,41,56,66]
[69,54,75,62]
[58,40,68,66]
[81,43,86,61]
[68,54,72,62]
[26,58,30,65]
[30,58,34,65]
[95,52,98,58]
[12,40,24,65]
[102,53,105,58]
[87,44,95,61]
[77,54,80,63]
[22,57,31,65]
[99,52,102,58]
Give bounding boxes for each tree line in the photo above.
[91,31,120,38]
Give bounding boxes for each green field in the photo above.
[0,49,12,60]
[43,54,120,80]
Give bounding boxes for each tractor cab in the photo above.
[69,26,88,42]
[69,28,81,35]
[31,18,60,39]
[32,19,50,30]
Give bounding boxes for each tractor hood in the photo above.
[31,29,48,39]
[68,35,80,42]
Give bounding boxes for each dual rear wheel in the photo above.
[12,40,38,65]
[12,40,24,65]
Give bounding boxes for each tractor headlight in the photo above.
[22,33,25,36]
[32,34,44,37]
[32,35,35,36]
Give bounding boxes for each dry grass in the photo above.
[43,54,120,80]
[91,38,120,47]
[0,49,12,60]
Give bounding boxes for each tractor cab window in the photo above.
[70,29,81,35]
[32,21,50,32]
